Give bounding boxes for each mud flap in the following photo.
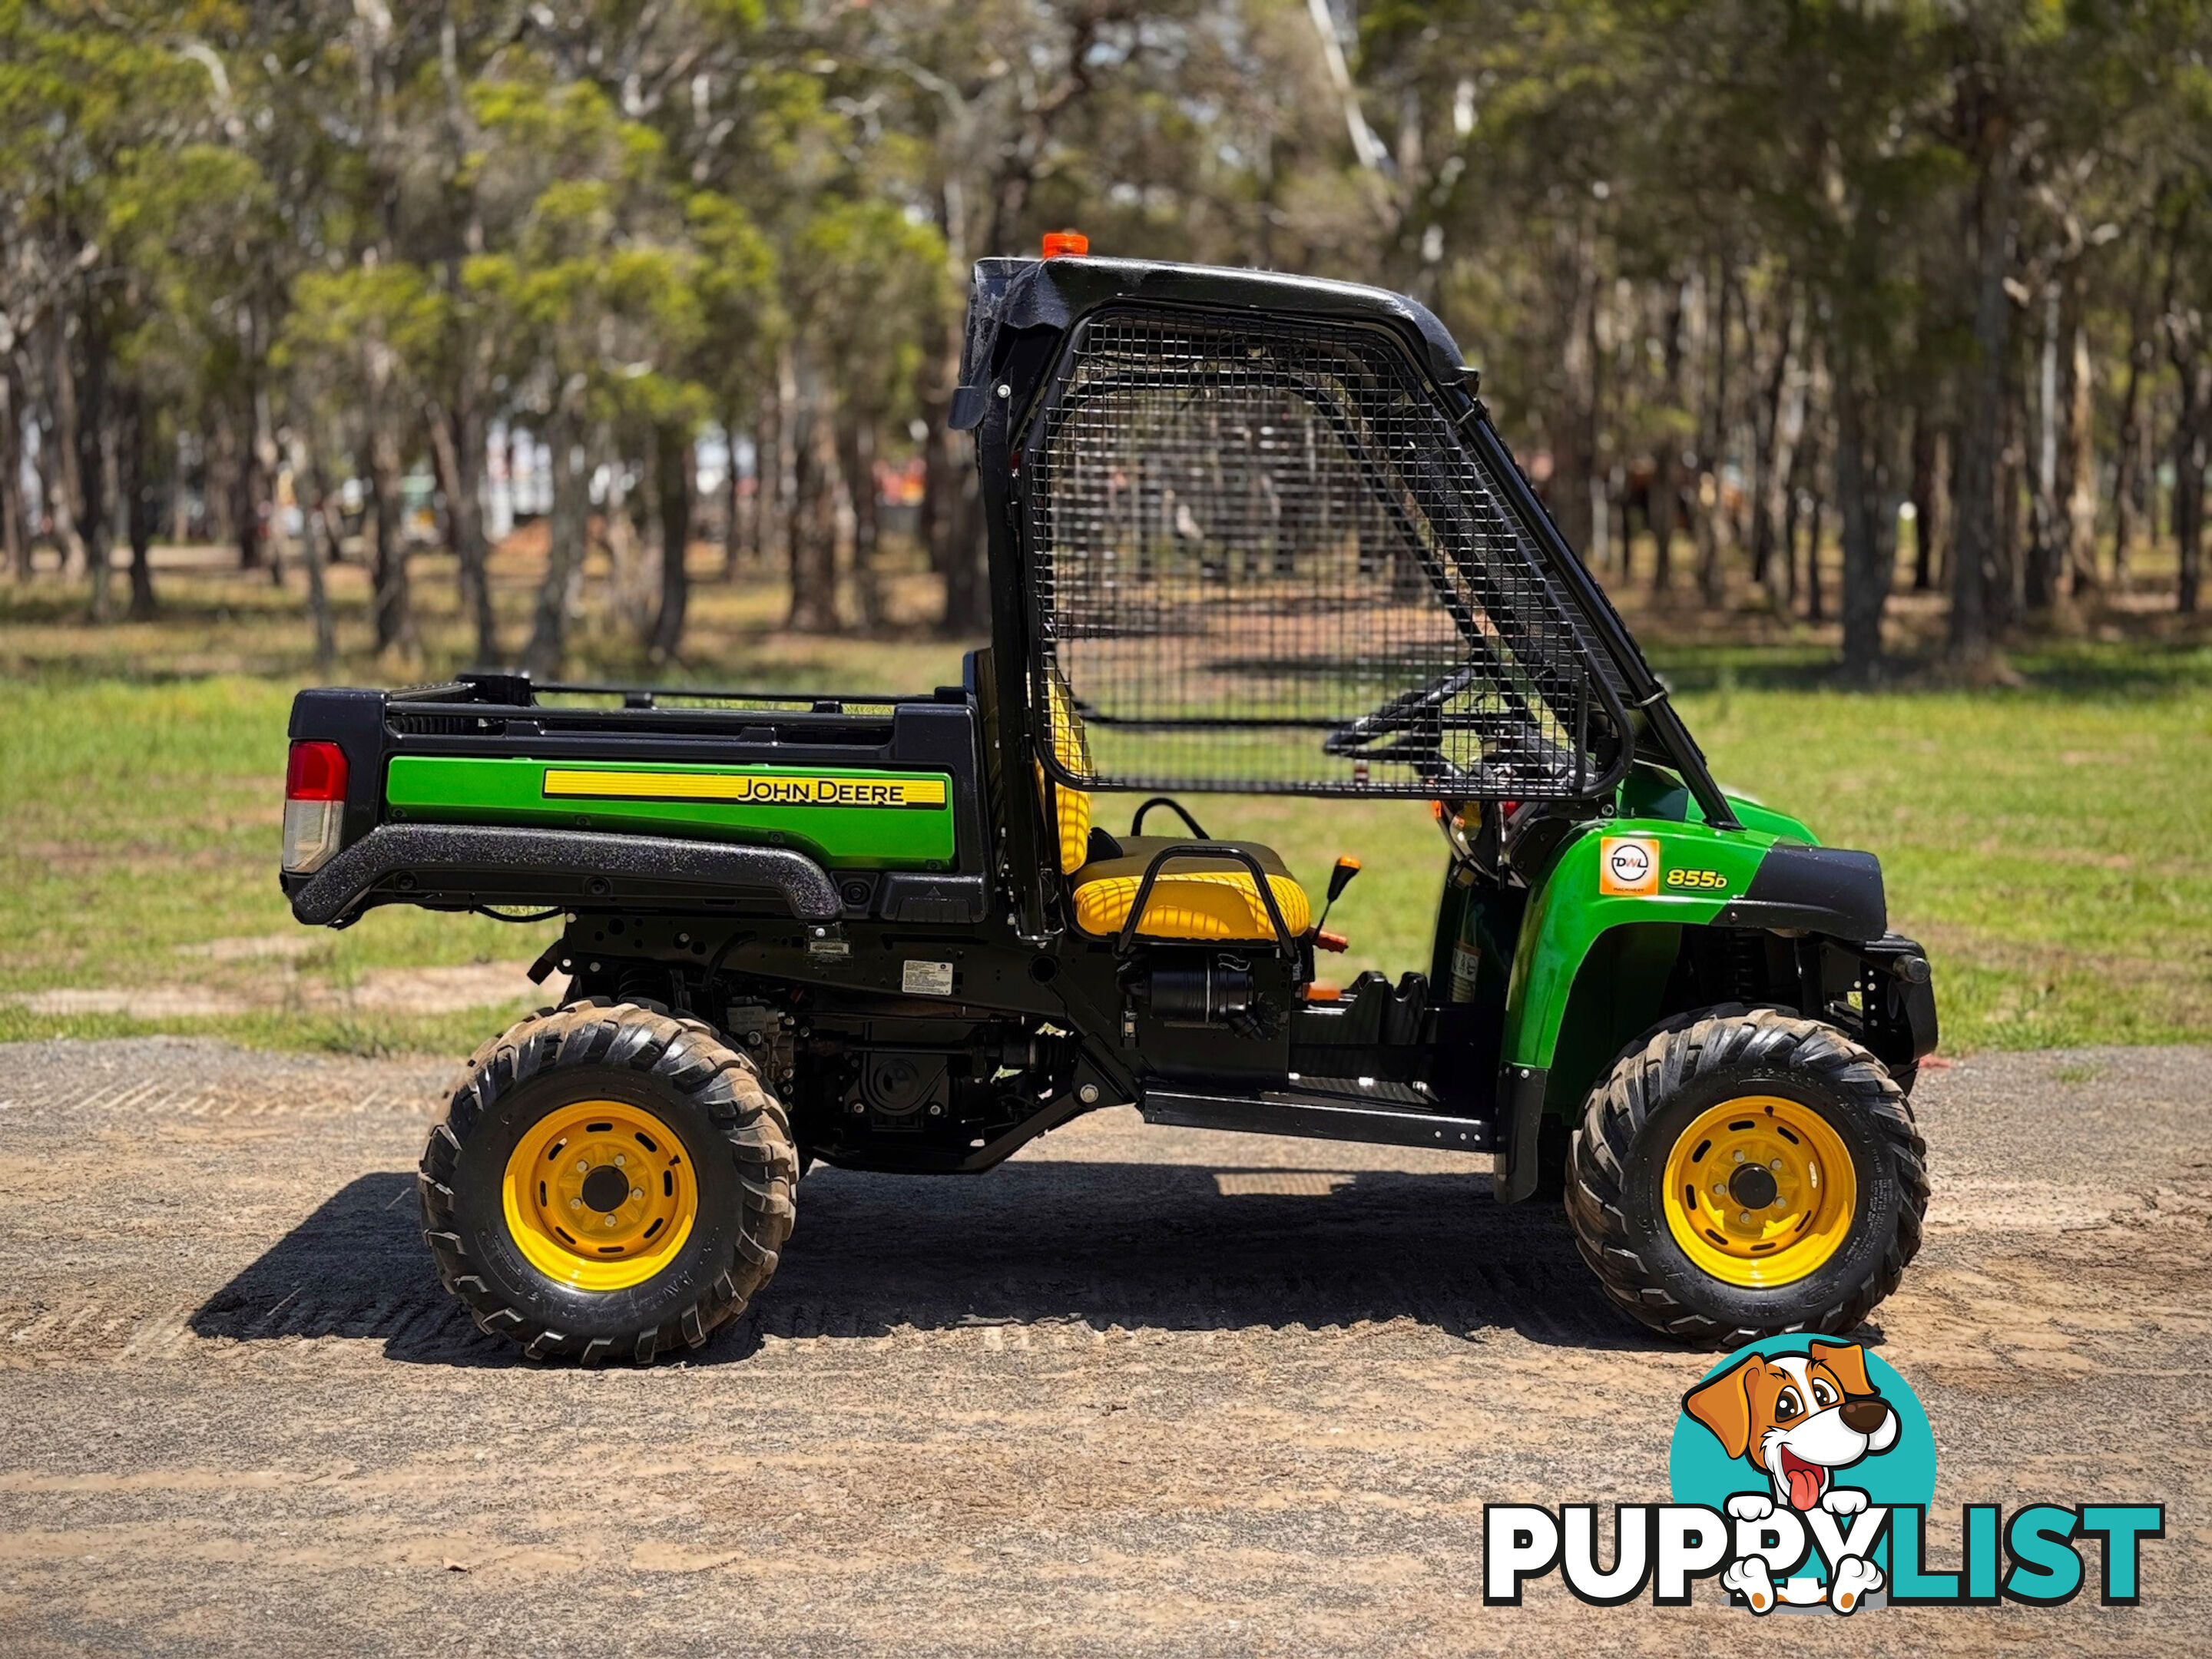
[1493,1063,1550,1204]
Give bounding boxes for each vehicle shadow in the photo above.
[189,1160,1674,1366]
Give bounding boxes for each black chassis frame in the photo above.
[283,257,1931,1180]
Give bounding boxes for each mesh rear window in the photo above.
[1022,309,1628,798]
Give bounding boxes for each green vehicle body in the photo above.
[385,756,960,869]
[277,249,1939,1351]
[1503,796,1809,1077]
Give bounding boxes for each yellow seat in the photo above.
[1070,839,1311,941]
[1038,676,1311,942]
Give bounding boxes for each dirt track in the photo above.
[1,1037,2206,1656]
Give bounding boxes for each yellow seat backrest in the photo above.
[1038,672,1093,876]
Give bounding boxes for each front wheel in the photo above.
[419,1000,798,1364]
[1564,1006,1926,1346]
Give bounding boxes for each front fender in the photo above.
[1502,820,1773,1075]
[1491,820,1894,1204]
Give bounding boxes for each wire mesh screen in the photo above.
[1022,309,1629,798]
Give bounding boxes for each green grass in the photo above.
[2,629,2207,1058]
[1668,647,2212,1050]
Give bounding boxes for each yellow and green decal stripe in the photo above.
[383,756,956,869]
[542,768,945,810]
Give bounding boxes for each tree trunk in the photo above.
[1548,216,1599,557]
[1694,259,1731,607]
[2113,318,2151,591]
[1751,290,1797,598]
[1646,455,1677,594]
[122,386,157,619]
[1998,379,2025,626]
[2172,326,2207,615]
[1779,435,1803,616]
[1835,357,1893,683]
[1949,122,2014,667]
[721,410,745,580]
[363,421,415,657]
[88,404,120,624]
[651,419,692,662]
[2024,280,2062,616]
[1,361,24,579]
[918,300,985,634]
[49,316,88,581]
[427,396,498,664]
[1648,280,1686,595]
[836,409,883,630]
[2059,273,2099,603]
[525,406,589,677]
[74,297,114,621]
[294,435,337,677]
[1908,407,1939,592]
[203,412,236,552]
[235,398,264,573]
[1800,363,1827,624]
[754,382,786,578]
[786,366,841,634]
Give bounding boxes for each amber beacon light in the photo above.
[1041,229,1089,259]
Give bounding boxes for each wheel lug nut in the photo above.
[631,1187,644,1202]
[570,1198,582,1210]
[1733,1150,1745,1163]
[1738,1210,1752,1224]
[1770,1158,1783,1171]
[576,1159,588,1173]
[603,1214,617,1227]
[614,1154,626,1167]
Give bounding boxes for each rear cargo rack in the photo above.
[391,674,951,714]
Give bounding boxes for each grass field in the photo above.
[3,553,2208,1058]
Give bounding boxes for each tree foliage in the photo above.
[2,0,2207,671]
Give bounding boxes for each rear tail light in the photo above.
[282,740,349,874]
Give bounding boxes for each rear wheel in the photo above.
[419,1001,797,1364]
[1563,1005,1926,1346]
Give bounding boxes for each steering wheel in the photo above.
[1322,667,1483,772]
[1324,667,1587,794]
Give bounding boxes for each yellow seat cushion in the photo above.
[1070,841,1312,941]
[1038,672,1093,876]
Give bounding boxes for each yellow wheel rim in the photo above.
[501,1100,698,1291]
[1660,1095,1859,1289]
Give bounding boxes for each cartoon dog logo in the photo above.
[1683,1339,1900,1613]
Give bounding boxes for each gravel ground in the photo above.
[0,1037,2206,1655]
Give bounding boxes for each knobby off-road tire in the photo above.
[1564,1005,1927,1346]
[419,1000,798,1364]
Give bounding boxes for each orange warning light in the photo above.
[1041,230,1089,259]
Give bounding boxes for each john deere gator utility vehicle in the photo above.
[280,247,1936,1363]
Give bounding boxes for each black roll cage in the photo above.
[960,257,1741,939]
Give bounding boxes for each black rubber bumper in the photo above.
[1717,844,1887,942]
[289,824,843,926]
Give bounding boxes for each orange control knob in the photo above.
[1041,230,1089,259]
[1315,929,1349,953]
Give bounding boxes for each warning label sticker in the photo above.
[1598,835,1661,897]
[902,960,955,997]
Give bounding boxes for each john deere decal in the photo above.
[543,769,948,809]
[1485,1339,2164,1612]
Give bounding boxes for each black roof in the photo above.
[951,255,1472,430]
